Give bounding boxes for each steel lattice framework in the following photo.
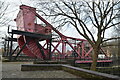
[5,5,111,63]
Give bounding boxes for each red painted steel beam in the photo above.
[51,40,62,54]
[85,48,93,57]
[51,44,62,55]
[66,39,81,57]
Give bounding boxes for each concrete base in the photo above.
[21,64,62,71]
[33,60,68,64]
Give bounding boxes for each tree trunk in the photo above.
[117,39,120,65]
[90,47,99,71]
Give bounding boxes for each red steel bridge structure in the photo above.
[4,5,112,63]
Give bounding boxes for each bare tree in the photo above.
[113,3,120,65]
[0,1,9,26]
[34,0,120,71]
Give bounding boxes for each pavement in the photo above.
[0,55,2,79]
[2,62,84,79]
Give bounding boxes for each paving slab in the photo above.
[2,62,85,79]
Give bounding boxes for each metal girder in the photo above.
[11,46,19,55]
[14,40,29,60]
[5,37,17,42]
[11,30,52,39]
[36,41,46,60]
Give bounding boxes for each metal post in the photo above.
[7,25,10,33]
[11,46,19,55]
[14,41,28,60]
[3,40,6,56]
[7,39,9,57]
[62,40,65,58]
[49,39,52,60]
[9,33,13,61]
[36,41,45,60]
[82,42,85,57]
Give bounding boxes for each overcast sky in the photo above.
[0,0,34,47]
[0,0,114,48]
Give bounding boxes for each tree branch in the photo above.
[103,37,120,42]
[92,2,100,26]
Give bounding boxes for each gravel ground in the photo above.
[2,62,84,79]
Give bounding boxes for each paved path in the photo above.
[2,62,85,79]
[0,55,2,79]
